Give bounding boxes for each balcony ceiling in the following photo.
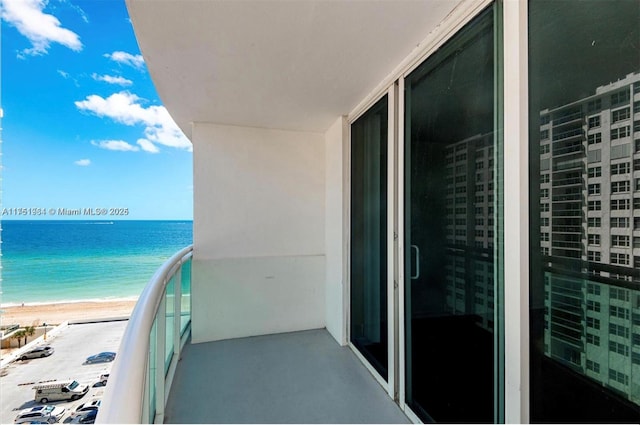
[126,0,460,137]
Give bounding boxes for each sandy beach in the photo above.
[0,299,137,327]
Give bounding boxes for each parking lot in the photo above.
[0,320,127,423]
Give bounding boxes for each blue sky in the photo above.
[1,0,193,220]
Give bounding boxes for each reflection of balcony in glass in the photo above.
[540,72,640,406]
[444,133,495,331]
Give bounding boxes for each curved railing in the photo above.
[97,245,193,424]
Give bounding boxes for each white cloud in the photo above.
[58,0,89,24]
[57,69,80,87]
[91,140,139,152]
[137,139,160,153]
[74,158,91,166]
[1,0,82,57]
[91,73,133,86]
[75,91,191,151]
[104,51,144,69]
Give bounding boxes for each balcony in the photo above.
[551,110,583,127]
[551,240,582,250]
[553,158,584,172]
[97,246,408,424]
[165,329,408,423]
[551,204,583,218]
[552,193,582,202]
[551,226,583,234]
[552,176,583,187]
[552,127,583,142]
[552,142,584,157]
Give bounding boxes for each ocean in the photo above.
[0,220,193,306]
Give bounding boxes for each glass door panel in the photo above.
[404,6,502,422]
[529,1,640,421]
[351,95,389,380]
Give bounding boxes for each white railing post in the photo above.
[154,294,166,424]
[142,352,150,424]
[174,265,182,360]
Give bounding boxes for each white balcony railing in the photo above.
[97,245,193,424]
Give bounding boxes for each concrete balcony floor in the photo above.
[165,329,409,423]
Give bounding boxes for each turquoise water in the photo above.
[0,220,193,305]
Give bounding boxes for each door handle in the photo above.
[411,244,420,280]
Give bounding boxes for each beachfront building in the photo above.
[97,1,640,423]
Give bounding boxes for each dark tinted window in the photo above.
[529,1,640,421]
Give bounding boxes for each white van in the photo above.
[33,380,89,403]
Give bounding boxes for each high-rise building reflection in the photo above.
[444,133,496,332]
[539,72,640,406]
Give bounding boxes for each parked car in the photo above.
[14,405,66,424]
[78,409,97,424]
[33,380,89,403]
[69,399,101,419]
[85,352,115,364]
[19,346,54,360]
[98,372,109,386]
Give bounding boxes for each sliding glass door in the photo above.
[403,5,503,422]
[351,95,389,380]
[346,1,640,422]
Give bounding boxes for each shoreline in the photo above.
[0,299,138,327]
[0,296,139,309]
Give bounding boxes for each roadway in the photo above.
[0,321,127,423]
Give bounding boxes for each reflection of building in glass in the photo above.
[444,133,495,331]
[540,72,640,405]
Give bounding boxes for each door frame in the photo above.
[397,1,500,422]
[345,0,529,422]
[347,85,397,399]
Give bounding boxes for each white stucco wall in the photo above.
[324,116,348,345]
[192,124,325,258]
[191,123,326,343]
